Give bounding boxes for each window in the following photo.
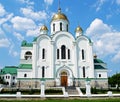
[57,49,59,59]
[60,22,62,31]
[24,74,27,78]
[82,49,85,60]
[42,49,45,59]
[13,76,15,80]
[61,45,66,59]
[12,82,15,85]
[6,76,7,79]
[67,24,68,31]
[8,76,10,79]
[99,74,101,78]
[68,49,70,59]
[53,23,55,31]
[25,51,32,60]
[83,67,85,78]
[42,66,45,78]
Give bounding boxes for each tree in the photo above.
[108,73,120,87]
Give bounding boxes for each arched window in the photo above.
[66,24,68,31]
[53,23,55,31]
[68,49,70,59]
[42,49,45,59]
[82,49,85,60]
[83,67,85,78]
[61,45,66,59]
[60,22,62,31]
[42,66,45,78]
[24,51,32,60]
[57,49,59,59]
[24,74,27,78]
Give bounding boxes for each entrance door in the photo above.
[61,72,68,86]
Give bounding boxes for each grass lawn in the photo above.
[0,98,120,102]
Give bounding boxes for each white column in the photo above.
[86,80,91,97]
[51,41,55,78]
[40,81,45,97]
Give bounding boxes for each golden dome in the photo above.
[40,25,48,31]
[75,26,83,32]
[52,12,68,21]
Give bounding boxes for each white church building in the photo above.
[15,7,108,88]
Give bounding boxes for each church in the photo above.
[0,6,108,88]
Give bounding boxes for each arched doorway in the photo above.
[60,71,68,86]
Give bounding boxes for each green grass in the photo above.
[0,98,120,102]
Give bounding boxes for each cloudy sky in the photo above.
[0,0,120,76]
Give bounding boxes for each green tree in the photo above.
[108,73,120,87]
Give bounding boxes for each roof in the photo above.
[18,64,32,69]
[94,65,107,70]
[21,40,33,47]
[94,58,104,63]
[0,66,17,75]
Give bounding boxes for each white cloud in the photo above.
[2,23,12,33]
[112,51,120,62]
[0,3,6,17]
[0,38,10,47]
[13,32,24,41]
[9,42,19,57]
[0,28,5,36]
[116,0,120,5]
[86,18,112,35]
[18,0,34,5]
[93,0,106,12]
[86,18,120,62]
[44,0,54,5]
[0,13,14,25]
[26,27,40,37]
[11,16,36,31]
[20,8,48,21]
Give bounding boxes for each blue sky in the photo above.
[0,0,120,76]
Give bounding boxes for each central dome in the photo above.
[52,13,68,21]
[51,8,68,22]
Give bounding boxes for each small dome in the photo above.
[94,54,97,59]
[52,12,68,22]
[75,26,83,32]
[40,25,48,31]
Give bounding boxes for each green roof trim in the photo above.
[33,37,37,42]
[21,40,33,47]
[0,66,17,75]
[82,35,92,43]
[94,58,104,63]
[18,64,32,69]
[94,65,107,70]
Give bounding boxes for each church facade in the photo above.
[17,8,108,89]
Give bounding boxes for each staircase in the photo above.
[65,86,78,95]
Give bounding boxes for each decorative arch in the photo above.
[52,31,75,42]
[76,35,92,44]
[36,34,51,43]
[56,65,74,78]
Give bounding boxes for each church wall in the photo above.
[95,70,108,78]
[77,38,94,78]
[33,37,53,78]
[17,69,32,78]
